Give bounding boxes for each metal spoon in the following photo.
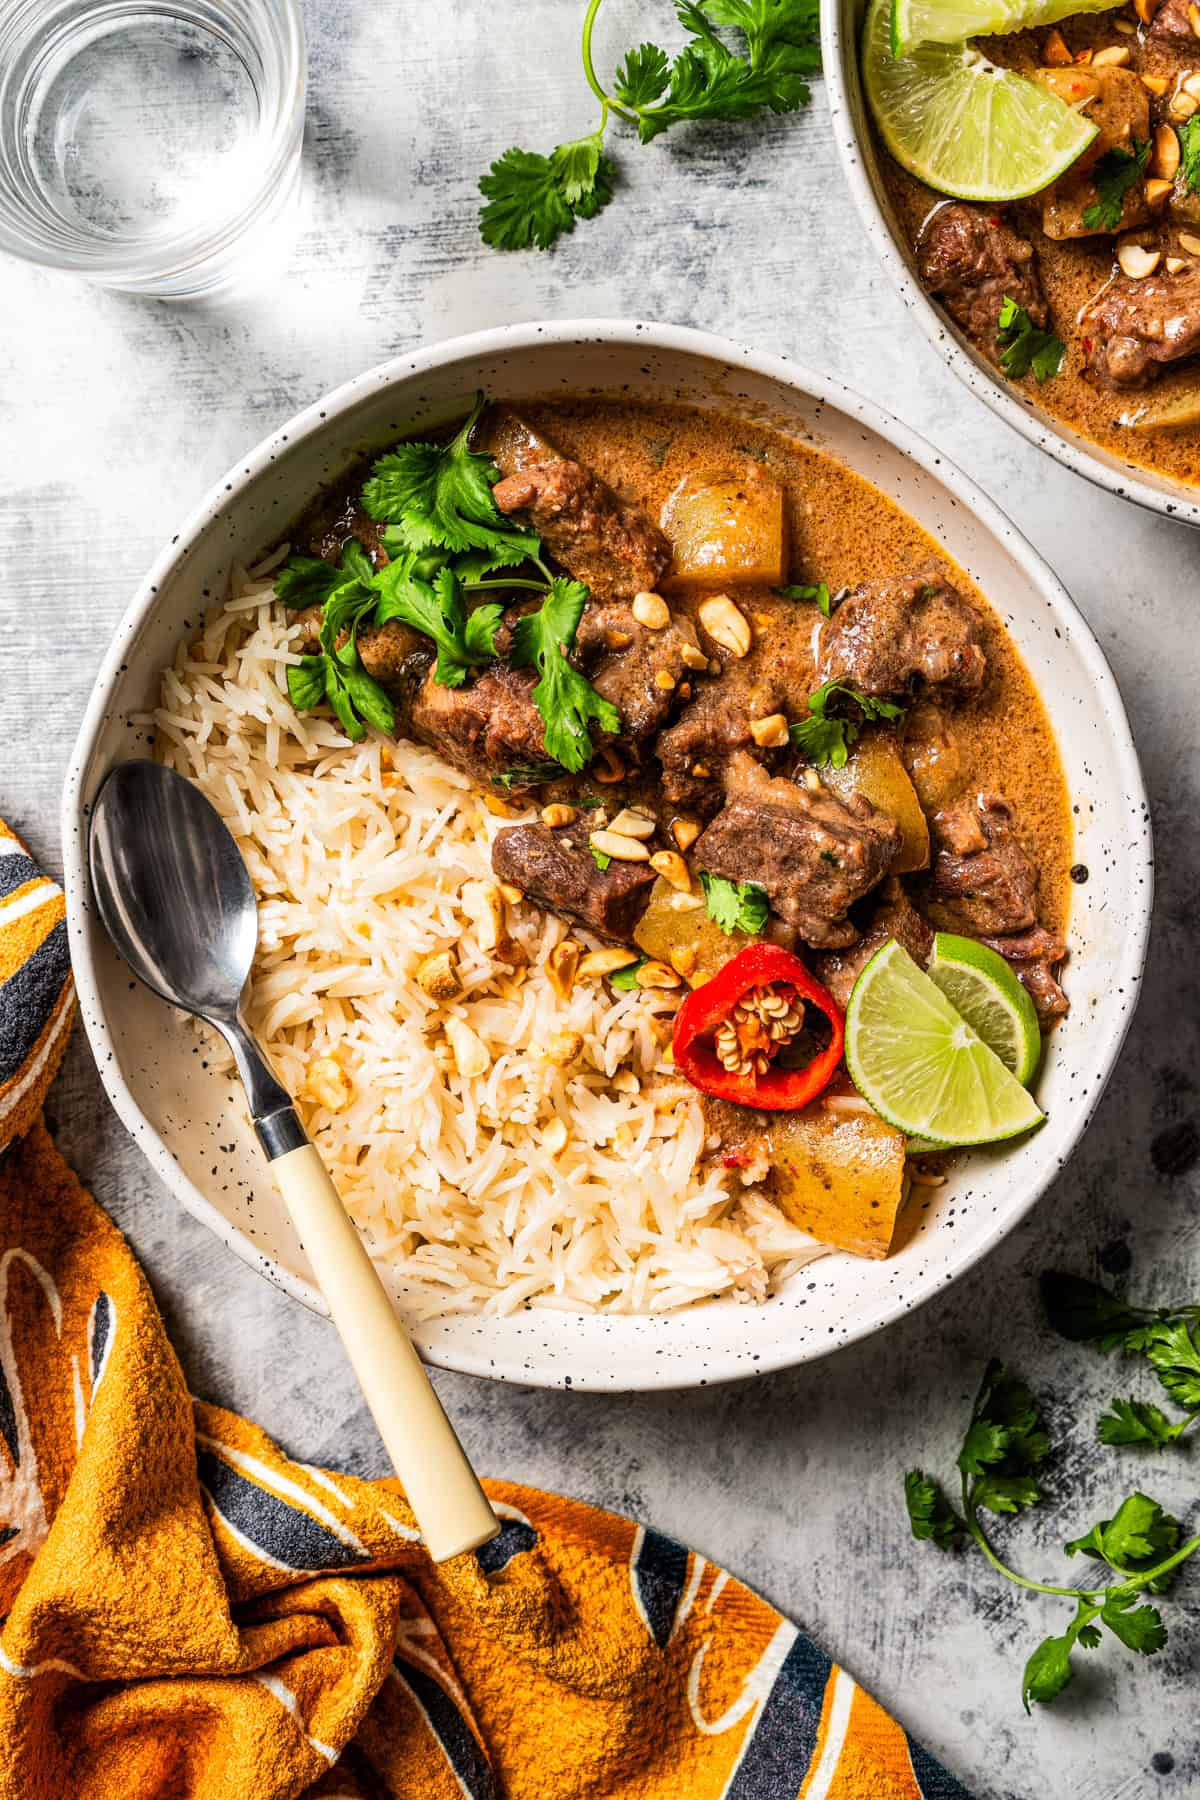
[88,759,498,1562]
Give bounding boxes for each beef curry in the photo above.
[876,5,1200,487]
[282,397,1072,1258]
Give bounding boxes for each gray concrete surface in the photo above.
[2,3,1198,1793]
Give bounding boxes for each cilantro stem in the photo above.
[962,1471,1200,1600]
[581,0,634,122]
[462,577,550,593]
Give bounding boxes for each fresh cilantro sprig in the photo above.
[373,559,502,688]
[479,0,820,251]
[279,541,396,743]
[788,680,905,769]
[362,393,540,568]
[905,1360,1200,1710]
[1082,139,1151,233]
[699,871,768,934]
[1042,1271,1200,1450]
[997,296,1065,385]
[510,578,622,773]
[774,580,832,616]
[610,957,647,990]
[1180,116,1200,197]
[278,395,621,773]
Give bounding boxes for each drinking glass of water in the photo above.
[0,0,305,298]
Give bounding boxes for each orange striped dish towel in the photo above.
[0,822,74,1154]
[0,1123,972,1800]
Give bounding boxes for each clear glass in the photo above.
[0,0,305,298]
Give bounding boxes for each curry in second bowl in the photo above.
[864,0,1200,489]
[148,394,1072,1320]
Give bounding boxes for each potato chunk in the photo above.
[661,467,786,588]
[633,876,756,985]
[770,1105,908,1259]
[1033,67,1150,240]
[819,736,930,873]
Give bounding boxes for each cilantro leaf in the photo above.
[957,1419,1010,1476]
[590,844,612,871]
[286,655,327,711]
[996,296,1066,384]
[774,580,832,616]
[479,136,616,252]
[1101,1592,1167,1656]
[633,0,819,145]
[904,1469,963,1548]
[1180,115,1200,196]
[494,760,563,792]
[1144,1320,1200,1411]
[614,42,672,108]
[1040,1270,1156,1351]
[972,1472,1042,1517]
[362,394,540,566]
[790,679,905,768]
[1068,1494,1179,1570]
[699,871,769,935]
[1082,140,1151,232]
[1098,1398,1187,1449]
[276,555,348,609]
[286,575,397,743]
[510,577,621,773]
[788,711,856,767]
[609,958,646,990]
[1022,1628,1077,1710]
[373,561,502,689]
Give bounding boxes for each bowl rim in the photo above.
[821,0,1200,530]
[61,317,1154,1387]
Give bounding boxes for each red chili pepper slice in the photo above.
[672,942,844,1113]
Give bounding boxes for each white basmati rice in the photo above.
[148,566,828,1317]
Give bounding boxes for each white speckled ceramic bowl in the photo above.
[824,0,1200,529]
[63,321,1152,1390]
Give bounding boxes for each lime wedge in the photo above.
[893,0,1124,56]
[863,0,1098,202]
[926,932,1042,1086]
[845,939,1045,1147]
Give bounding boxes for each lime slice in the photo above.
[863,0,1098,202]
[893,0,1124,56]
[845,939,1045,1147]
[926,932,1042,1086]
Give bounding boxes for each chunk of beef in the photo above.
[977,926,1069,1027]
[692,753,901,949]
[1150,0,1197,42]
[409,665,551,790]
[491,459,671,600]
[813,879,934,1010]
[655,662,784,813]
[491,820,655,943]
[917,204,1046,356]
[928,793,1039,936]
[816,569,987,703]
[901,701,965,813]
[1033,67,1149,240]
[574,600,699,749]
[654,591,817,810]
[1081,256,1200,386]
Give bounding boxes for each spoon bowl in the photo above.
[89,761,257,1023]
